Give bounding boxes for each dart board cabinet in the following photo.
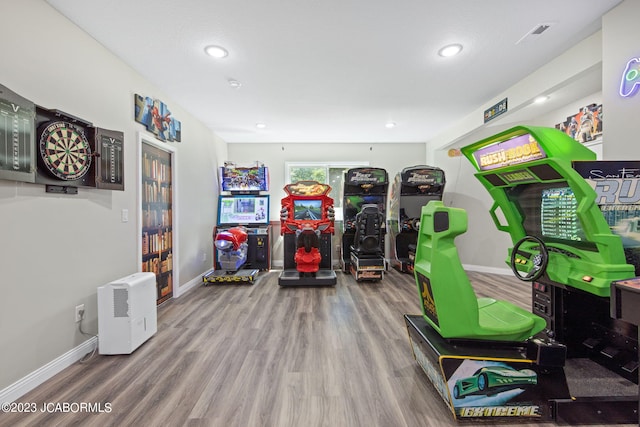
[34,107,124,192]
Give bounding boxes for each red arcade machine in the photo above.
[279,181,337,286]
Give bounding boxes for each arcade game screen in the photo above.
[293,199,322,220]
[343,195,386,220]
[220,166,269,192]
[506,182,592,249]
[217,195,269,226]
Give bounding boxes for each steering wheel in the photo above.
[510,235,549,282]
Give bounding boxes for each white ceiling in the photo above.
[46,0,621,144]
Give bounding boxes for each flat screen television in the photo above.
[293,199,323,220]
[219,166,269,192]
[217,195,269,226]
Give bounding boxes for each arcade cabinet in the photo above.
[203,163,271,284]
[404,126,639,424]
[340,167,389,281]
[278,180,337,286]
[388,165,445,273]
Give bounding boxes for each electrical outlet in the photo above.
[75,304,85,322]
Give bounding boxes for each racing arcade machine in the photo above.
[341,167,389,281]
[388,165,445,273]
[203,163,271,284]
[279,180,337,286]
[404,126,639,424]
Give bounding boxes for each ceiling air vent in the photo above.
[532,24,551,35]
[516,23,554,44]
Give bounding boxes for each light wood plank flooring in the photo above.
[0,269,631,427]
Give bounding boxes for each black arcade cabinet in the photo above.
[340,167,389,281]
[388,165,445,273]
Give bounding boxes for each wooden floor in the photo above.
[0,269,631,427]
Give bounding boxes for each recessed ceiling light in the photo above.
[255,123,267,129]
[204,45,228,58]
[228,79,242,88]
[438,44,463,57]
[534,95,549,104]
[385,122,396,129]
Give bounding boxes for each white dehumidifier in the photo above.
[97,272,158,355]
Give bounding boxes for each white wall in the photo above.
[602,0,640,159]
[0,0,224,392]
[427,32,604,160]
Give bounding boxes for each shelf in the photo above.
[141,143,173,305]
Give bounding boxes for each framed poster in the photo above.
[134,94,181,142]
[555,103,602,143]
[0,83,36,183]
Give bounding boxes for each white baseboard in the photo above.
[463,263,512,276]
[175,272,206,297]
[0,337,98,404]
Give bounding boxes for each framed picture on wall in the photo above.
[134,94,181,143]
[555,103,602,144]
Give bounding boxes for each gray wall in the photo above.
[0,0,225,390]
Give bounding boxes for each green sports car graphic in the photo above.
[452,365,537,399]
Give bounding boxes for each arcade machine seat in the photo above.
[414,201,547,341]
[349,204,386,281]
[203,226,259,283]
[215,227,249,270]
[405,201,567,423]
[294,225,322,274]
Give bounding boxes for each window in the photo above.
[286,161,368,220]
[289,165,327,183]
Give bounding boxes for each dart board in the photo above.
[39,121,92,181]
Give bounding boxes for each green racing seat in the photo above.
[414,201,546,342]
